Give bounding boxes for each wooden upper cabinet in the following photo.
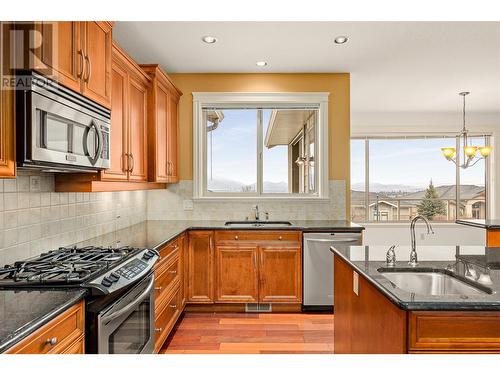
[81,22,112,109]
[100,42,149,183]
[141,64,182,183]
[215,245,259,303]
[188,231,214,303]
[259,245,302,303]
[101,58,128,181]
[34,22,82,93]
[0,22,16,178]
[32,22,112,109]
[127,73,148,182]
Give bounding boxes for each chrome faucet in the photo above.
[386,245,397,267]
[253,205,261,221]
[409,215,434,267]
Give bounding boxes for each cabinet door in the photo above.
[101,59,128,181]
[34,22,83,93]
[81,21,112,109]
[215,245,259,303]
[188,231,214,303]
[154,83,169,182]
[0,22,16,178]
[127,74,148,182]
[166,92,179,183]
[259,246,302,303]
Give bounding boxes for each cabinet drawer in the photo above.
[156,238,179,269]
[6,301,84,354]
[409,311,500,351]
[154,253,180,312]
[61,335,85,354]
[215,231,301,244]
[154,282,181,353]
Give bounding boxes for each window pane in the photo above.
[205,109,257,193]
[350,139,366,222]
[459,136,486,219]
[263,108,318,194]
[368,138,457,222]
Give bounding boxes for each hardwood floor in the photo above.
[160,312,334,354]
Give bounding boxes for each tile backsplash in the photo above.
[147,180,346,221]
[0,170,147,265]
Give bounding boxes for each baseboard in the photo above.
[184,303,302,313]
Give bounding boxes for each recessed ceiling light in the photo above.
[334,36,348,44]
[202,35,218,44]
[256,61,268,67]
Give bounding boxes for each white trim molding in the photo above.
[192,92,330,200]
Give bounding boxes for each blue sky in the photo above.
[351,138,486,189]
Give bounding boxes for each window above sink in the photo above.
[192,92,329,200]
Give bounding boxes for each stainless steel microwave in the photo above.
[16,72,111,172]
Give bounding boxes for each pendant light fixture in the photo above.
[441,92,492,169]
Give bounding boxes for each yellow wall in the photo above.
[170,73,350,199]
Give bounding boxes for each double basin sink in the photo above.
[378,268,493,296]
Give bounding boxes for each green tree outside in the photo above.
[417,180,447,220]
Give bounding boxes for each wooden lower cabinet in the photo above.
[259,245,302,303]
[334,255,500,354]
[188,231,215,303]
[154,282,181,353]
[215,245,259,303]
[5,301,85,354]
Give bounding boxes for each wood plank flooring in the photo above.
[160,312,334,354]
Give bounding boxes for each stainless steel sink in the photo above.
[224,220,293,227]
[378,270,491,296]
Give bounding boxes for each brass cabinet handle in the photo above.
[130,154,135,173]
[253,253,256,269]
[45,337,58,346]
[84,53,91,82]
[155,328,162,332]
[154,286,162,291]
[170,304,177,309]
[77,50,85,79]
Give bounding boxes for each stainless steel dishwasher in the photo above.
[303,232,362,311]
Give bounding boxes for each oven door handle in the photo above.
[100,276,154,324]
[306,238,360,243]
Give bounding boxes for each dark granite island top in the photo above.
[456,219,500,230]
[331,244,500,311]
[0,289,86,353]
[74,220,364,250]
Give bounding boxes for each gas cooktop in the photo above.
[0,245,158,295]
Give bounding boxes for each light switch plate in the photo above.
[183,200,194,211]
[353,271,359,296]
[30,176,41,192]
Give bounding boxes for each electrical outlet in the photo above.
[30,176,41,192]
[183,200,194,211]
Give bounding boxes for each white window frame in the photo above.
[193,92,330,200]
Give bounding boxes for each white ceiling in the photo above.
[113,22,500,114]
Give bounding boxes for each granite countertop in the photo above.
[331,244,500,311]
[0,289,86,353]
[456,219,500,230]
[74,220,364,251]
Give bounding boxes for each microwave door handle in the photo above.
[100,276,154,324]
[94,122,103,162]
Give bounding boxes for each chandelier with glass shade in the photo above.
[441,92,492,169]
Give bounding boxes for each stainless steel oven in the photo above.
[16,72,111,172]
[87,274,155,354]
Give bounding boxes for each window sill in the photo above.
[193,196,330,203]
[358,222,475,227]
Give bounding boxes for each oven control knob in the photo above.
[143,250,155,261]
[109,272,120,282]
[101,277,113,287]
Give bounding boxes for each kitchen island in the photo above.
[331,245,500,353]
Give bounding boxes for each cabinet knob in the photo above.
[168,270,177,274]
[45,337,58,346]
[154,286,162,291]
[234,235,239,240]
[170,304,177,309]
[279,236,283,240]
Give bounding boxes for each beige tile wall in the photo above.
[147,180,346,221]
[0,170,147,265]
